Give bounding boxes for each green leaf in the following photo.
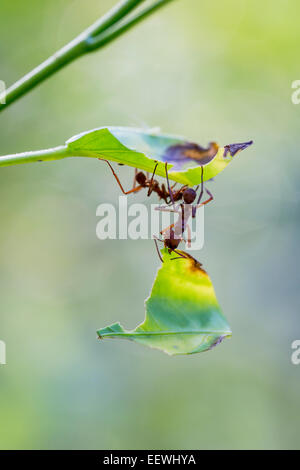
[0,126,252,186]
[68,126,253,185]
[97,249,231,356]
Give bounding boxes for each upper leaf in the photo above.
[97,249,231,356]
[67,126,253,186]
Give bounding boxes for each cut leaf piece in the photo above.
[97,249,231,356]
[67,126,253,186]
[0,126,253,187]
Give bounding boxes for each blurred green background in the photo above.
[0,0,299,450]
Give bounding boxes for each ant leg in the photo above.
[155,206,179,213]
[160,223,175,236]
[203,189,214,205]
[196,166,204,204]
[160,183,170,204]
[196,189,214,209]
[165,162,175,208]
[170,250,189,261]
[185,223,192,248]
[99,159,142,195]
[132,168,138,189]
[193,166,204,217]
[147,163,159,196]
[192,188,214,218]
[153,236,164,262]
[153,235,164,242]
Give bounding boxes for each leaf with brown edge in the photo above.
[97,249,231,356]
[0,126,253,186]
[67,127,253,185]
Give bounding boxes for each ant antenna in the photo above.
[99,159,141,195]
[193,166,204,217]
[196,166,204,205]
[147,163,158,196]
[165,162,175,207]
[153,236,164,263]
[170,250,189,261]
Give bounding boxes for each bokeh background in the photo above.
[0,0,299,450]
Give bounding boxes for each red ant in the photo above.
[153,185,213,262]
[99,159,195,206]
[99,158,213,261]
[150,163,213,261]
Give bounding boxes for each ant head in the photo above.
[135,172,147,185]
[166,237,180,251]
[183,188,197,204]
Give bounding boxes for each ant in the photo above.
[153,183,213,262]
[99,158,196,206]
[152,163,213,261]
[99,158,213,261]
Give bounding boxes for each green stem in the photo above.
[84,0,146,38]
[0,0,175,112]
[86,0,176,50]
[0,146,70,167]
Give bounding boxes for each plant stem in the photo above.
[84,0,146,38]
[0,146,70,167]
[86,0,176,50]
[0,0,145,111]
[0,0,175,112]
